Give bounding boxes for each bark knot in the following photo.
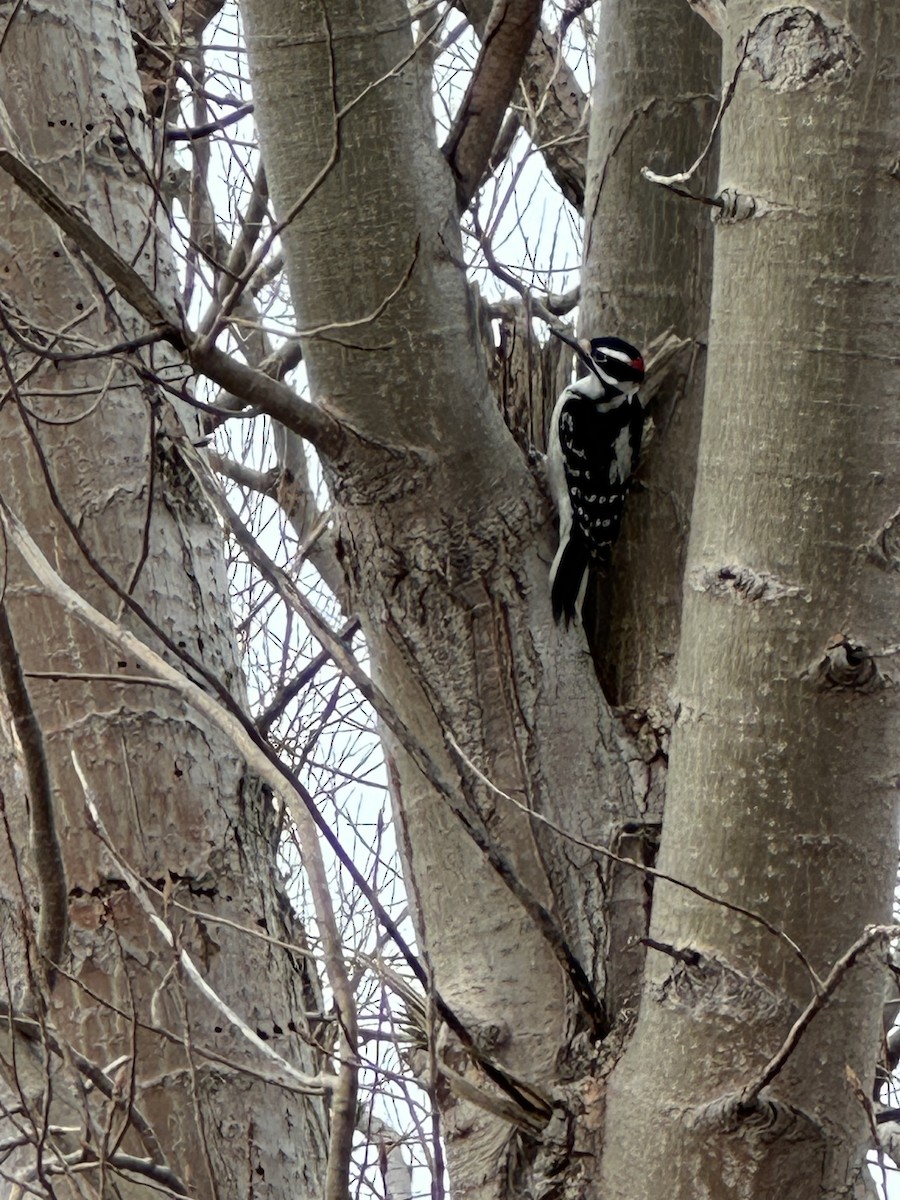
[809,634,882,692]
[742,8,860,93]
[651,948,786,1023]
[688,1092,820,1144]
[713,187,792,223]
[691,564,805,604]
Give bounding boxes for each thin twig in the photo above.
[255,618,360,736]
[739,926,897,1108]
[641,37,747,191]
[72,758,341,1097]
[165,102,254,141]
[445,732,822,990]
[0,999,173,1170]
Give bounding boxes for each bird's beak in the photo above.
[550,327,600,377]
[550,327,586,354]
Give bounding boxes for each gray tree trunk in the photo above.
[239,1,649,1193]
[0,2,327,1194]
[582,0,719,715]
[579,0,720,1016]
[599,2,900,1194]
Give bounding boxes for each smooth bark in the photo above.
[582,0,719,714]
[599,3,900,1194]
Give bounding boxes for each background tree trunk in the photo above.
[579,0,720,1016]
[0,3,327,1194]
[582,0,719,716]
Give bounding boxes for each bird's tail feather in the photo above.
[550,537,589,625]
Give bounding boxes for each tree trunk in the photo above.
[578,0,720,1016]
[599,3,900,1194]
[582,0,719,715]
[0,3,327,1194]
[239,1,649,1193]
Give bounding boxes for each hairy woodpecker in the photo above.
[548,331,645,624]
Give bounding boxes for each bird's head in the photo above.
[551,329,645,393]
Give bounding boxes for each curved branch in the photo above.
[444,0,543,209]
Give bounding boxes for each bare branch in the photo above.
[558,0,598,40]
[460,0,588,210]
[16,1146,192,1197]
[739,926,897,1109]
[0,604,67,978]
[444,0,543,209]
[189,344,346,456]
[165,101,254,141]
[207,452,279,498]
[0,998,173,1172]
[470,208,570,326]
[171,0,225,40]
[356,1108,412,1200]
[0,148,347,458]
[520,34,588,210]
[0,149,178,335]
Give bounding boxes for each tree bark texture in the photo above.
[239,1,654,1193]
[599,3,900,1195]
[577,0,720,1018]
[0,2,327,1194]
[582,0,720,715]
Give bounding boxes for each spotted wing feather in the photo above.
[550,388,643,622]
[559,392,642,556]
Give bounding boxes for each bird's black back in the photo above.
[557,387,644,562]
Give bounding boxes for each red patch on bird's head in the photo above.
[632,357,645,375]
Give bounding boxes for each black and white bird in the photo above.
[547,331,645,624]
